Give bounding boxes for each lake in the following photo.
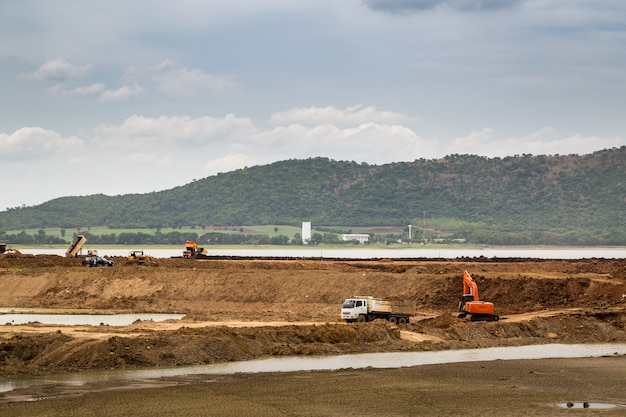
[20,247,626,259]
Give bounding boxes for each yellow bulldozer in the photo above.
[126,250,157,266]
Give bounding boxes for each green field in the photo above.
[7,225,306,240]
[4,225,475,249]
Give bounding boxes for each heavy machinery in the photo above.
[0,243,21,254]
[458,270,499,321]
[127,249,156,265]
[66,235,87,258]
[82,255,114,267]
[341,296,413,324]
[182,240,208,259]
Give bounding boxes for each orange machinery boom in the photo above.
[458,270,499,321]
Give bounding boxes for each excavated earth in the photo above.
[1,254,626,416]
[1,254,625,377]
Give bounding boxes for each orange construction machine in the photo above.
[458,270,499,321]
[182,240,208,259]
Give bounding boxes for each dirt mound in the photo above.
[2,310,625,376]
[0,322,404,375]
[1,254,625,376]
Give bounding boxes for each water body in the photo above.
[0,309,184,326]
[20,247,626,259]
[1,343,625,396]
[556,402,623,409]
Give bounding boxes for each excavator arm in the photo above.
[462,270,480,301]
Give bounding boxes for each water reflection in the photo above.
[2,343,625,397]
[20,247,626,259]
[0,309,184,326]
[557,402,622,409]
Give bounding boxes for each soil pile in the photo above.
[1,254,625,376]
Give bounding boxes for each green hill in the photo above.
[1,147,625,245]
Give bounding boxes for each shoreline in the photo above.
[2,357,625,415]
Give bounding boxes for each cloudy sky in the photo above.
[2,0,625,210]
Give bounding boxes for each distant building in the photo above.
[341,233,369,244]
[302,222,312,244]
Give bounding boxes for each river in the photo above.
[20,247,626,259]
[2,343,625,397]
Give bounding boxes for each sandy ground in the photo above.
[1,254,625,414]
[2,357,626,416]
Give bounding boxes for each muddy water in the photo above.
[0,309,185,326]
[556,402,623,409]
[2,343,626,399]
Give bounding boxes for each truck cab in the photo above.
[341,298,368,322]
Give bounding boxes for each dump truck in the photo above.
[458,270,499,321]
[341,296,413,324]
[66,235,87,258]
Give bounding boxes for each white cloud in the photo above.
[0,127,83,161]
[269,105,412,127]
[48,83,106,96]
[447,127,621,157]
[18,57,93,82]
[124,60,237,96]
[93,114,256,147]
[204,153,265,174]
[99,83,145,102]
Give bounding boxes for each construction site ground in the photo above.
[1,254,625,415]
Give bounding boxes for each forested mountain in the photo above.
[1,147,625,245]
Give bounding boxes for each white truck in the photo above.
[341,296,412,324]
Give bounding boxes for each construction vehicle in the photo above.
[341,296,413,324]
[458,270,499,321]
[127,249,156,266]
[66,235,87,258]
[182,240,208,259]
[0,243,21,255]
[82,255,114,267]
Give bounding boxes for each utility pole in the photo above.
[408,225,412,243]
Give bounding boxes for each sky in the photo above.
[2,0,625,210]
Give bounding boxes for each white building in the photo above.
[302,222,312,244]
[341,233,370,244]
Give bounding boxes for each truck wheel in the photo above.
[357,315,367,323]
[388,316,397,324]
[398,317,407,325]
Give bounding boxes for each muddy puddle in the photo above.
[0,308,185,326]
[556,402,624,409]
[2,343,625,402]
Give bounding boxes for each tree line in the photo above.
[1,148,625,245]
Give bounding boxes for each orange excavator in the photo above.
[458,270,499,321]
[182,240,208,259]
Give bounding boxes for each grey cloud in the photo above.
[18,57,93,82]
[362,0,524,13]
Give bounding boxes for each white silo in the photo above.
[302,222,312,244]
